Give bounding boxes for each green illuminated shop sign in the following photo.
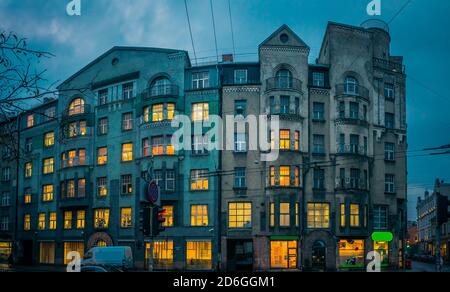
[270,236,299,241]
[371,232,393,242]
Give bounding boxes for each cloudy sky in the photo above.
[1,0,449,219]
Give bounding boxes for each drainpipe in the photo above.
[13,116,21,262]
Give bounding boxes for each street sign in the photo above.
[147,180,159,205]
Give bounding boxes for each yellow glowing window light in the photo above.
[228,202,252,228]
[280,130,290,150]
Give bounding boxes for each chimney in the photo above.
[222,54,234,63]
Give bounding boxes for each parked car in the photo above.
[81,265,123,273]
[82,246,133,270]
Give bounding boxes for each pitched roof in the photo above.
[259,24,309,49]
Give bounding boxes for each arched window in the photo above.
[68,98,85,116]
[276,69,293,89]
[150,77,171,96]
[344,77,358,95]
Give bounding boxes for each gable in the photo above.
[259,24,309,49]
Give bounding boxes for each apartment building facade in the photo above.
[417,179,450,261]
[1,21,407,271]
[220,22,407,271]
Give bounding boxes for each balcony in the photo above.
[335,115,369,127]
[62,104,92,119]
[373,57,405,74]
[145,84,179,98]
[336,144,368,157]
[60,158,89,169]
[335,84,370,103]
[59,196,89,208]
[335,177,368,192]
[266,77,303,93]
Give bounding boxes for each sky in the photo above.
[1,0,449,220]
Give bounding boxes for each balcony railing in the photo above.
[335,114,369,126]
[336,144,368,156]
[373,57,405,74]
[62,104,92,118]
[145,84,179,98]
[335,177,368,191]
[335,84,370,102]
[266,77,303,93]
[60,158,89,169]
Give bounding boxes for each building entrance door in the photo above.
[312,241,326,270]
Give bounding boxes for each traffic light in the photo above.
[151,206,166,236]
[140,207,151,236]
[436,193,450,225]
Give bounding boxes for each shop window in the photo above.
[270,240,297,269]
[39,242,55,264]
[64,242,84,265]
[338,239,365,269]
[186,241,212,270]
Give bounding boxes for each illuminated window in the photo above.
[192,103,209,122]
[167,103,175,121]
[68,98,85,116]
[79,121,87,136]
[270,240,297,269]
[121,175,133,195]
[77,210,85,229]
[228,202,252,229]
[42,185,54,202]
[24,214,31,231]
[143,106,150,123]
[191,205,208,226]
[338,240,365,268]
[96,240,107,247]
[122,112,133,131]
[162,206,174,227]
[94,209,110,229]
[294,166,300,187]
[295,203,299,227]
[280,166,290,187]
[44,132,55,147]
[270,166,275,187]
[25,162,32,178]
[27,114,34,128]
[190,169,209,191]
[64,211,72,229]
[152,136,164,156]
[307,203,330,229]
[38,213,46,230]
[151,241,174,270]
[121,143,133,162]
[340,204,346,227]
[350,204,360,227]
[49,212,56,230]
[24,193,31,204]
[79,149,86,165]
[39,242,55,264]
[97,177,108,197]
[67,180,75,198]
[121,208,133,228]
[166,136,175,155]
[280,203,290,227]
[142,138,150,157]
[64,242,84,265]
[43,158,54,174]
[280,130,290,150]
[270,203,275,227]
[186,241,212,270]
[295,131,300,151]
[97,147,107,165]
[152,104,164,122]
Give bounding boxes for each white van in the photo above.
[82,246,133,270]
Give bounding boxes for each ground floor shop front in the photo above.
[221,233,403,271]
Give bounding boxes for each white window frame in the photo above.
[234,69,248,84]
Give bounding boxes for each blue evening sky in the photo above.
[1,0,449,220]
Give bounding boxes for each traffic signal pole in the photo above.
[436,223,442,272]
[148,234,154,272]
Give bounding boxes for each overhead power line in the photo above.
[209,0,219,63]
[227,0,236,58]
[184,0,197,66]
